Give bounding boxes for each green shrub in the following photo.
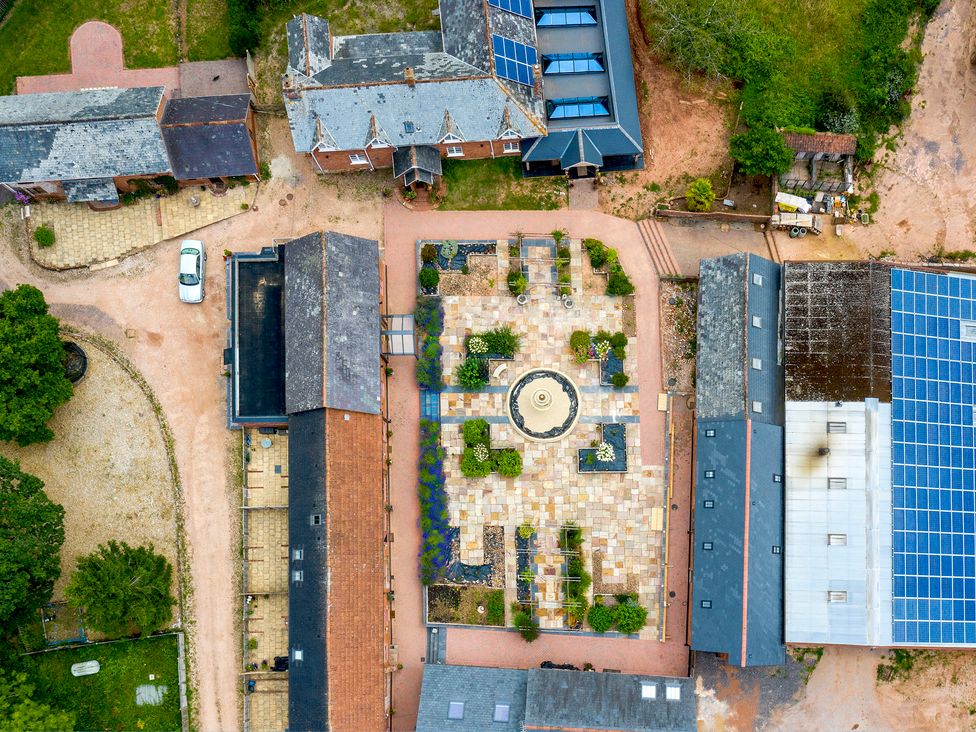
[686,178,715,212]
[615,601,648,634]
[441,239,459,260]
[518,522,535,539]
[508,271,527,295]
[421,243,438,263]
[228,0,260,56]
[606,265,635,296]
[460,446,493,478]
[259,161,272,181]
[462,418,491,448]
[485,590,506,626]
[613,345,626,360]
[551,228,566,243]
[419,266,440,291]
[456,356,487,390]
[570,330,591,363]
[496,449,522,478]
[482,326,520,358]
[33,225,55,248]
[583,238,607,269]
[153,175,179,195]
[513,611,539,642]
[557,245,571,261]
[730,126,795,177]
[587,601,617,633]
[610,332,628,348]
[611,372,630,389]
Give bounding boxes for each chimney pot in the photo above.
[405,67,415,88]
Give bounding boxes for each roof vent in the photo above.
[818,447,831,456]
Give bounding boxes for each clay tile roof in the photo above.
[782,131,857,155]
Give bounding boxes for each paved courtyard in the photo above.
[28,186,255,269]
[435,237,666,634]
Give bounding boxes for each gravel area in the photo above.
[438,254,498,296]
[659,280,698,393]
[484,525,505,589]
[0,344,179,604]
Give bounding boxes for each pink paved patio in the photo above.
[382,204,690,731]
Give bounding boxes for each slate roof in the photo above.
[783,131,857,155]
[287,14,332,79]
[524,668,696,732]
[783,261,892,402]
[692,420,786,667]
[286,80,543,152]
[62,177,119,204]
[393,145,443,177]
[161,94,250,124]
[161,123,257,180]
[0,87,170,184]
[416,665,527,732]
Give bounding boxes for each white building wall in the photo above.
[785,400,892,645]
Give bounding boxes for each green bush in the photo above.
[421,243,438,263]
[570,330,591,363]
[587,601,617,633]
[456,356,487,390]
[482,326,520,358]
[518,522,535,539]
[259,161,272,181]
[485,590,505,626]
[419,266,440,291]
[612,345,626,360]
[557,245,571,261]
[513,610,539,642]
[460,447,493,478]
[508,271,527,295]
[33,225,55,248]
[611,372,630,389]
[153,175,179,195]
[551,228,566,243]
[441,239,459,260]
[228,0,260,56]
[686,178,715,212]
[462,418,490,448]
[615,601,648,634]
[583,238,607,268]
[606,265,635,296]
[610,332,628,348]
[496,448,523,478]
[730,126,795,177]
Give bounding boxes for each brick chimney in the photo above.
[405,67,415,88]
[532,65,543,98]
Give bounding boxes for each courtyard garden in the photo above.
[415,233,662,636]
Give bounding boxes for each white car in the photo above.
[178,241,206,303]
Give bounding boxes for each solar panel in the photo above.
[488,0,532,18]
[492,34,537,87]
[891,268,976,645]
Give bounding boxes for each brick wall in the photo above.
[325,408,388,731]
[311,138,523,173]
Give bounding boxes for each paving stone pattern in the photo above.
[243,429,289,732]
[30,186,254,269]
[439,240,666,635]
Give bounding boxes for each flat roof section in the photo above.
[231,251,286,424]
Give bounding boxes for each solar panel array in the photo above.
[891,268,976,644]
[488,0,532,18]
[492,34,537,87]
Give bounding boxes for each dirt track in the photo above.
[849,0,976,258]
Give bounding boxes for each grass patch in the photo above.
[24,634,181,731]
[186,0,232,61]
[0,0,179,95]
[438,157,566,211]
[789,645,824,684]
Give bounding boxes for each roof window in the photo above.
[827,421,847,434]
[772,545,782,554]
[404,121,416,133]
[828,533,848,546]
[702,541,713,550]
[700,600,712,609]
[828,590,848,603]
[752,401,763,414]
[448,701,465,720]
[665,685,681,701]
[753,273,764,286]
[640,682,657,699]
[751,358,763,370]
[704,470,715,479]
[704,428,715,437]
[493,703,510,722]
[752,315,762,328]
[828,477,848,489]
[703,499,715,509]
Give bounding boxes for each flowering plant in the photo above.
[14,190,30,205]
[473,443,490,462]
[596,442,615,462]
[467,335,488,354]
[593,340,611,360]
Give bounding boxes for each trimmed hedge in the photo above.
[418,420,451,583]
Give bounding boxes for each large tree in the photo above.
[65,541,175,638]
[0,456,65,637]
[0,284,73,446]
[729,126,796,177]
[0,671,74,731]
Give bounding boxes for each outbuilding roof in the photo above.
[782,131,857,155]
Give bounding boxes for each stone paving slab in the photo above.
[29,186,255,270]
[246,592,289,667]
[245,510,289,595]
[246,676,289,732]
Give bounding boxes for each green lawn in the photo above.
[186,0,232,61]
[439,157,567,211]
[0,0,179,95]
[24,635,182,732]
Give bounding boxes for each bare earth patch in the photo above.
[0,340,179,606]
[438,255,498,296]
[658,280,697,393]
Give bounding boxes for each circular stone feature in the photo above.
[508,368,580,442]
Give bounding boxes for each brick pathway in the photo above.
[383,204,688,730]
[30,186,254,269]
[16,21,180,96]
[568,179,599,210]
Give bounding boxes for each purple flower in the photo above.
[14,191,30,205]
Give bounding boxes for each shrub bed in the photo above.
[559,524,591,629]
[419,420,451,584]
[459,418,523,479]
[415,298,443,390]
[582,239,634,296]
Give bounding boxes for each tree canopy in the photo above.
[65,541,175,638]
[0,671,74,732]
[0,456,65,637]
[0,285,73,446]
[729,126,795,177]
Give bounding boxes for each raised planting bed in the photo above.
[579,423,628,473]
[516,529,536,604]
[443,525,505,587]
[420,239,497,271]
[426,584,506,626]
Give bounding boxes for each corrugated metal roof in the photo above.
[784,400,893,646]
